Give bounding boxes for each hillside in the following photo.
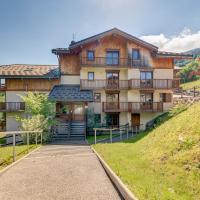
[94,102,200,200]
[181,79,200,90]
[185,48,200,56]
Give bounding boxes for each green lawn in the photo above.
[94,102,200,200]
[181,79,200,90]
[0,144,40,170]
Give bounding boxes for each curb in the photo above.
[0,145,41,176]
[92,147,138,200]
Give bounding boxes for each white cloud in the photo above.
[140,28,200,52]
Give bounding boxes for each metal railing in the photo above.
[93,123,143,144]
[0,102,25,112]
[0,131,42,163]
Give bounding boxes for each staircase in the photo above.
[52,121,86,141]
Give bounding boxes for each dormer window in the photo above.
[87,50,95,61]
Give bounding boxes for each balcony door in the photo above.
[106,71,119,89]
[140,71,153,88]
[106,93,119,111]
[140,92,153,110]
[106,51,119,65]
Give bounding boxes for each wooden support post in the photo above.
[94,129,97,144]
[110,129,112,143]
[13,133,16,162]
[126,126,129,139]
[120,128,122,141]
[36,132,38,145]
[41,132,43,145]
[136,126,138,134]
[27,132,29,152]
[194,86,196,97]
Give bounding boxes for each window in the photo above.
[0,79,5,88]
[140,72,152,80]
[94,114,101,124]
[106,51,119,65]
[160,93,172,102]
[88,72,94,80]
[140,93,153,102]
[140,71,153,88]
[132,49,140,60]
[106,93,119,102]
[94,93,101,102]
[87,50,95,61]
[106,72,119,89]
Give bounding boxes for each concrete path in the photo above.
[0,141,122,200]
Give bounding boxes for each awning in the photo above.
[49,85,93,102]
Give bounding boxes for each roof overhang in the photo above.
[157,51,194,59]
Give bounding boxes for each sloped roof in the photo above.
[0,64,60,78]
[49,85,93,102]
[157,51,193,59]
[52,28,158,55]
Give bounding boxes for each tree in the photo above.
[16,92,56,132]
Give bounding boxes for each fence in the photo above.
[0,131,42,166]
[93,124,142,144]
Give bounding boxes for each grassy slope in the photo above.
[94,102,200,200]
[0,144,39,170]
[181,79,200,90]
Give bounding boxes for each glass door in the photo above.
[106,72,119,89]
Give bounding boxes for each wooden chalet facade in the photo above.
[0,28,193,133]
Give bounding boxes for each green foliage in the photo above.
[178,61,199,83]
[86,108,101,128]
[16,92,56,132]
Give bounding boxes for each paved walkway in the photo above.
[0,141,122,200]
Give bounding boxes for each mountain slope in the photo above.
[94,102,200,200]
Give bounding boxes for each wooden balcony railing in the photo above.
[102,102,163,112]
[81,79,129,90]
[0,102,25,112]
[80,57,131,67]
[129,79,180,89]
[81,79,180,90]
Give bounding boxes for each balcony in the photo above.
[80,57,131,67]
[0,102,25,112]
[81,79,129,90]
[102,102,163,113]
[81,79,180,90]
[129,79,180,89]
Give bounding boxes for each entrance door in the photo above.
[131,113,140,127]
[57,103,85,122]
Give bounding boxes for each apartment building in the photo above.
[51,28,192,130]
[0,28,192,134]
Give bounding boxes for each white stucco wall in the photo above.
[60,75,80,85]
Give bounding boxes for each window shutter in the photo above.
[165,93,172,102]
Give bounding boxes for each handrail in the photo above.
[0,131,43,162]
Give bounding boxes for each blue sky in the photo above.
[0,0,200,65]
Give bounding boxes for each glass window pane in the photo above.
[140,72,146,80]
[87,51,94,61]
[88,72,94,80]
[146,72,152,79]
[132,49,140,60]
